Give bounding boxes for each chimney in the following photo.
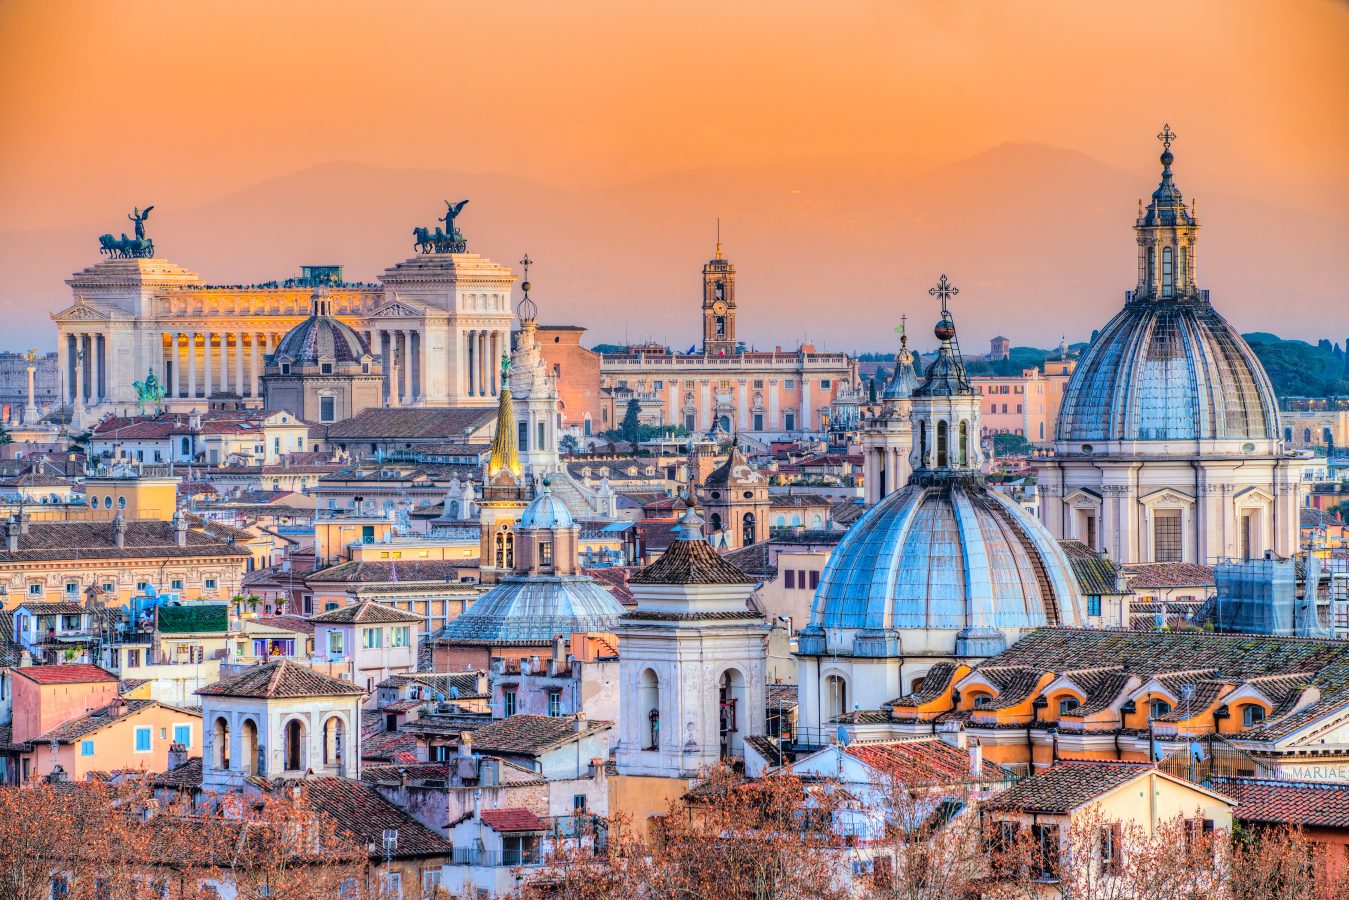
[19,515,29,535]
[113,511,127,549]
[937,720,967,749]
[458,732,473,758]
[574,711,587,733]
[529,654,541,674]
[472,788,482,821]
[553,634,567,661]
[5,517,17,552]
[968,738,983,779]
[166,741,188,771]
[174,510,188,547]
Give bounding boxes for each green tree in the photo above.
[992,433,1031,456]
[619,398,642,444]
[560,434,580,455]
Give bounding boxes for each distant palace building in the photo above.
[52,205,515,419]
[596,240,858,439]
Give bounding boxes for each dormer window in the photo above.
[280,363,291,375]
[1241,705,1266,727]
[1150,698,1172,719]
[321,362,333,374]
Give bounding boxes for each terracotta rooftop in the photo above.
[309,600,424,625]
[1121,562,1216,589]
[322,407,495,441]
[306,560,472,584]
[14,664,117,685]
[1210,777,1349,828]
[302,777,454,858]
[15,601,86,616]
[479,807,547,832]
[983,761,1158,813]
[32,699,165,744]
[630,535,759,585]
[467,714,611,756]
[197,660,365,699]
[0,520,250,563]
[843,738,1011,785]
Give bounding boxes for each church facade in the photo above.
[1035,131,1309,565]
[598,242,858,438]
[52,210,515,420]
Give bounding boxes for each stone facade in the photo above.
[53,250,516,421]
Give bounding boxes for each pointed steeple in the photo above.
[1133,125,1201,303]
[486,354,523,480]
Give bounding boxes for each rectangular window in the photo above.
[548,690,562,717]
[134,727,152,753]
[170,579,184,591]
[753,379,764,390]
[518,421,530,453]
[785,380,796,389]
[102,582,115,594]
[785,412,796,431]
[320,396,335,423]
[28,583,42,595]
[503,688,517,717]
[421,871,441,897]
[64,582,78,595]
[328,630,345,655]
[538,421,545,452]
[1085,515,1097,550]
[540,541,553,566]
[753,413,764,431]
[173,724,192,748]
[1242,705,1266,726]
[390,627,410,648]
[1087,596,1102,617]
[820,379,831,389]
[784,570,796,589]
[653,380,664,390]
[362,627,382,649]
[379,873,401,900]
[573,793,588,813]
[81,740,94,757]
[1154,510,1183,562]
[809,570,820,590]
[205,578,217,590]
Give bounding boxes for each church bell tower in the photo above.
[701,225,737,356]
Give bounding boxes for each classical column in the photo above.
[24,362,37,422]
[466,330,476,397]
[234,334,244,398]
[204,333,215,399]
[478,331,487,396]
[218,332,228,395]
[188,333,198,399]
[409,331,420,403]
[72,337,85,416]
[251,334,261,398]
[388,335,401,409]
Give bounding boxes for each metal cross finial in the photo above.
[929,274,958,313]
[895,314,907,336]
[1157,124,1177,152]
[519,253,532,283]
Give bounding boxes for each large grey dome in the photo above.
[1056,298,1278,443]
[273,292,372,366]
[803,475,1082,656]
[435,576,625,645]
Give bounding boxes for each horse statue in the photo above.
[97,229,154,259]
[132,369,165,413]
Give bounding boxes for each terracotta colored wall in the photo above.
[11,678,118,744]
[25,705,201,779]
[537,327,603,431]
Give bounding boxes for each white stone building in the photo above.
[1035,133,1308,565]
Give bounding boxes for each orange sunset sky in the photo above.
[0,0,1345,351]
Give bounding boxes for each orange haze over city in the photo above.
[1,0,1345,351]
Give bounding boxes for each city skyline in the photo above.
[0,1,1346,349]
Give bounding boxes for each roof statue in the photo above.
[412,199,469,253]
[486,363,523,480]
[98,205,155,259]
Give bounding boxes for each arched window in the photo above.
[1178,246,1188,290]
[719,670,746,758]
[1149,698,1172,719]
[709,512,722,533]
[213,717,230,770]
[742,512,756,546]
[1147,246,1156,287]
[1241,704,1266,727]
[959,421,969,466]
[918,420,927,465]
[1058,696,1081,716]
[640,669,660,750]
[242,719,259,775]
[1162,246,1174,297]
[1304,428,1312,443]
[936,420,949,468]
[972,694,993,709]
[825,675,848,722]
[323,716,345,768]
[284,719,305,772]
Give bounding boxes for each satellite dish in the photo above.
[835,725,852,746]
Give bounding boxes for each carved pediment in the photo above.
[1064,487,1103,507]
[51,301,115,322]
[1233,485,1276,506]
[1140,486,1194,507]
[366,299,428,320]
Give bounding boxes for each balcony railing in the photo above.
[449,847,543,867]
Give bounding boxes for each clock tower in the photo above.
[701,230,736,356]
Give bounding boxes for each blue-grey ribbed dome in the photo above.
[805,476,1082,649]
[435,576,624,645]
[274,293,372,366]
[519,486,575,530]
[1056,298,1278,443]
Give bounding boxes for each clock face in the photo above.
[712,300,728,315]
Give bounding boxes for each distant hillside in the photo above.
[1243,333,1349,398]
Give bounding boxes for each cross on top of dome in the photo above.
[516,253,538,321]
[1157,123,1176,152]
[929,274,958,315]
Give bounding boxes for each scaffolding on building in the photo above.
[1211,553,1333,638]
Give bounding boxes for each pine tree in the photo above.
[619,398,642,444]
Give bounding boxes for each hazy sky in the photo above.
[0,0,1345,346]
